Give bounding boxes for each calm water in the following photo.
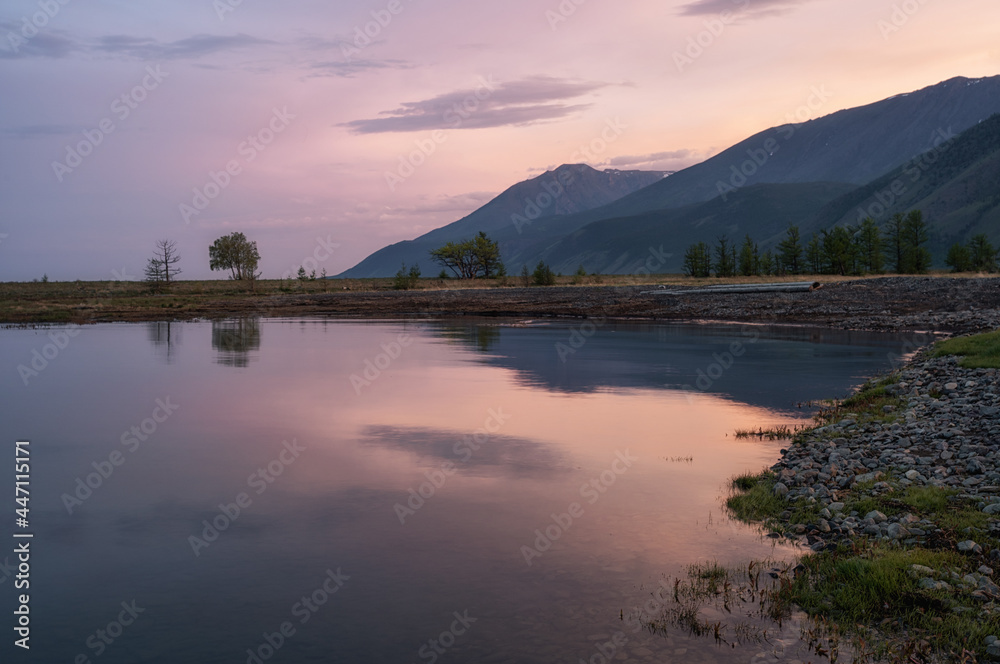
[0,319,919,663]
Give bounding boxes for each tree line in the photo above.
[682,211,940,278]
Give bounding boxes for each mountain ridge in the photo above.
[338,75,1000,277]
[338,164,667,278]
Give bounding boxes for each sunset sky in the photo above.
[1,0,997,281]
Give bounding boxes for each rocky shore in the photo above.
[756,348,1000,658]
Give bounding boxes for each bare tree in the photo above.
[145,239,182,289]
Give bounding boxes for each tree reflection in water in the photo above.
[212,318,261,367]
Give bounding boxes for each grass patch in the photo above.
[733,425,801,440]
[816,374,903,425]
[647,548,999,661]
[936,502,991,534]
[900,485,956,513]
[688,561,730,594]
[933,329,1000,368]
[784,546,998,660]
[725,471,785,525]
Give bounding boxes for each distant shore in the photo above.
[2,274,999,333]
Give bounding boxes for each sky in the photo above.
[0,0,997,281]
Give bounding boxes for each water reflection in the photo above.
[0,319,929,663]
[435,322,502,352]
[423,320,922,412]
[211,318,261,367]
[146,321,181,363]
[360,424,569,478]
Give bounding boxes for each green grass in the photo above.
[733,425,799,440]
[786,546,999,659]
[844,485,990,536]
[815,373,903,425]
[933,329,1000,368]
[731,471,763,492]
[900,485,955,513]
[936,502,991,533]
[725,471,784,524]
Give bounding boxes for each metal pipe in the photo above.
[642,281,821,295]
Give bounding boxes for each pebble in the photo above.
[762,352,1000,625]
[959,540,984,555]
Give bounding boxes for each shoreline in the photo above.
[724,339,1000,661]
[2,275,1000,333]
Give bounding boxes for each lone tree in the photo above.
[532,261,556,286]
[430,232,504,279]
[145,239,182,289]
[209,232,261,285]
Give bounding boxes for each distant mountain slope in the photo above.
[510,76,1000,240]
[543,113,1000,275]
[807,112,1000,254]
[532,182,858,275]
[338,75,1000,277]
[338,165,667,278]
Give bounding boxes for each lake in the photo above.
[0,319,919,663]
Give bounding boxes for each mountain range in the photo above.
[339,76,1000,277]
